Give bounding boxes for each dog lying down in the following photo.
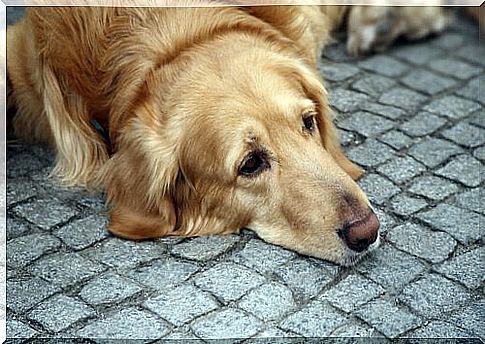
[7,4,450,266]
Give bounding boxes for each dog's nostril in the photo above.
[339,209,380,252]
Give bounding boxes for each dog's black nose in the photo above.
[339,209,380,252]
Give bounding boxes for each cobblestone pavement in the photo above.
[6,8,484,343]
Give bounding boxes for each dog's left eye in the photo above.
[303,114,316,133]
[239,152,268,177]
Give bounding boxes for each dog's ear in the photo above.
[290,62,364,180]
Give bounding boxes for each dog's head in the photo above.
[103,38,379,266]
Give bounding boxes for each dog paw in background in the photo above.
[346,6,453,56]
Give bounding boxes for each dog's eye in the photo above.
[239,153,268,177]
[303,114,316,133]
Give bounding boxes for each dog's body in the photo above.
[7,4,449,265]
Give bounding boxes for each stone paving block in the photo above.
[354,299,422,338]
[6,217,31,240]
[238,282,295,321]
[77,307,170,340]
[408,321,473,338]
[191,308,263,339]
[364,103,407,120]
[378,88,426,111]
[399,273,472,318]
[254,327,292,338]
[12,197,78,230]
[433,246,485,289]
[7,276,61,313]
[76,194,107,213]
[352,75,396,97]
[347,139,395,167]
[319,63,360,82]
[170,235,239,262]
[29,252,105,288]
[378,130,414,150]
[447,300,484,339]
[330,322,375,337]
[454,188,483,214]
[320,274,384,313]
[400,112,448,137]
[442,122,485,148]
[455,43,485,66]
[7,149,46,178]
[54,215,108,250]
[144,284,219,326]
[473,146,485,160]
[329,88,369,113]
[358,56,409,77]
[230,239,296,274]
[386,223,456,263]
[28,294,94,333]
[423,96,481,119]
[163,329,204,342]
[469,110,485,129]
[79,272,143,306]
[126,257,199,291]
[275,258,333,301]
[377,156,426,184]
[431,33,465,50]
[279,300,348,337]
[408,138,464,168]
[7,178,40,205]
[408,176,459,201]
[337,129,360,147]
[193,262,266,303]
[373,207,397,235]
[7,233,61,269]
[401,70,456,95]
[417,204,484,244]
[357,244,426,291]
[455,76,483,104]
[435,154,482,187]
[429,58,482,80]
[359,174,400,205]
[389,194,428,216]
[85,237,165,269]
[6,319,38,339]
[337,112,395,137]
[391,45,443,65]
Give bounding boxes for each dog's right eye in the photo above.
[239,153,268,177]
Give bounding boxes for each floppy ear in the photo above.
[290,62,364,180]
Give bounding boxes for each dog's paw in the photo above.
[346,6,451,56]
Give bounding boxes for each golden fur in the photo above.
[7,4,449,265]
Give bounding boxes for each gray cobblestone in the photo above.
[408,321,473,338]
[447,300,484,339]
[423,96,481,119]
[77,307,170,340]
[337,112,394,137]
[7,233,61,268]
[455,76,483,104]
[280,300,348,337]
[6,217,31,240]
[126,257,199,291]
[364,103,407,120]
[320,274,385,312]
[378,88,426,111]
[433,247,485,289]
[408,138,464,168]
[238,282,295,321]
[469,110,485,128]
[454,188,483,214]
[386,223,456,263]
[378,130,414,150]
[373,208,397,235]
[193,262,265,303]
[455,43,485,66]
[7,276,61,313]
[354,299,422,338]
[401,70,456,95]
[356,244,426,291]
[329,88,369,113]
[435,154,482,187]
[473,146,485,160]
[7,179,40,205]
[6,319,38,339]
[171,235,239,262]
[358,56,409,77]
[191,308,263,339]
[144,284,219,325]
[28,294,94,332]
[330,322,375,337]
[275,258,332,301]
[54,215,108,250]
[347,139,395,167]
[429,58,482,80]
[359,174,400,205]
[320,63,360,81]
[12,197,78,230]
[337,128,360,146]
[80,272,143,306]
[390,194,428,216]
[417,204,484,244]
[442,122,485,148]
[30,252,104,288]
[408,176,459,200]
[400,112,448,137]
[431,33,465,50]
[377,156,426,184]
[255,327,291,338]
[399,273,473,318]
[352,75,396,97]
[391,45,442,65]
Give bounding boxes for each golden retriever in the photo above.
[7,4,449,265]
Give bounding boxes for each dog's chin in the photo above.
[339,234,381,267]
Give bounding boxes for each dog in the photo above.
[6,4,450,265]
